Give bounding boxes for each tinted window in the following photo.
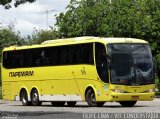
[3,43,94,68]
[108,44,154,85]
[95,43,109,83]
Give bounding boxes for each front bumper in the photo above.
[108,92,155,101]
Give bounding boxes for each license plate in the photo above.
[132,96,139,99]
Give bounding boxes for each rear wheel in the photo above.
[51,101,65,107]
[20,90,32,106]
[31,89,42,106]
[67,101,77,107]
[119,101,137,107]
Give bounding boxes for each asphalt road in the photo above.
[0,99,160,119]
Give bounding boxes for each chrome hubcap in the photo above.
[91,93,96,103]
[22,97,26,103]
[33,92,38,102]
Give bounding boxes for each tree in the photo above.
[0,0,36,9]
[26,29,59,45]
[156,54,160,80]
[56,0,156,38]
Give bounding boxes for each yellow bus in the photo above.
[1,37,155,107]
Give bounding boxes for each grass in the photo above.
[155,91,160,95]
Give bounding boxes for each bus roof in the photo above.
[2,36,148,51]
[41,36,148,44]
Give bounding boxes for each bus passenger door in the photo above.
[95,43,110,101]
[69,43,95,101]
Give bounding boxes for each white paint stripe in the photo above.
[15,94,82,101]
[39,95,82,101]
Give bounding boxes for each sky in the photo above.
[0,0,70,37]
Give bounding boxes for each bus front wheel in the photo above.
[31,89,42,106]
[85,88,97,107]
[20,89,32,106]
[119,101,137,107]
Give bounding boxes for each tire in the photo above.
[97,102,105,107]
[119,101,137,107]
[85,89,97,107]
[67,101,77,107]
[20,90,32,106]
[51,101,65,107]
[31,89,42,106]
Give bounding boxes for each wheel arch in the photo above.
[30,86,41,98]
[19,87,29,101]
[85,85,97,101]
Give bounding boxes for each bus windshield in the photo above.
[108,44,154,85]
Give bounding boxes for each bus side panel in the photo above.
[2,64,106,102]
[40,80,53,95]
[40,80,69,95]
[38,66,81,101]
[2,82,11,100]
[9,82,21,100]
[73,65,105,101]
[39,66,72,95]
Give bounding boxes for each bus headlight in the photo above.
[111,89,124,93]
[144,89,155,93]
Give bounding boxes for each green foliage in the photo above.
[155,79,160,94]
[0,0,11,5]
[0,0,36,9]
[156,54,160,80]
[26,29,59,45]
